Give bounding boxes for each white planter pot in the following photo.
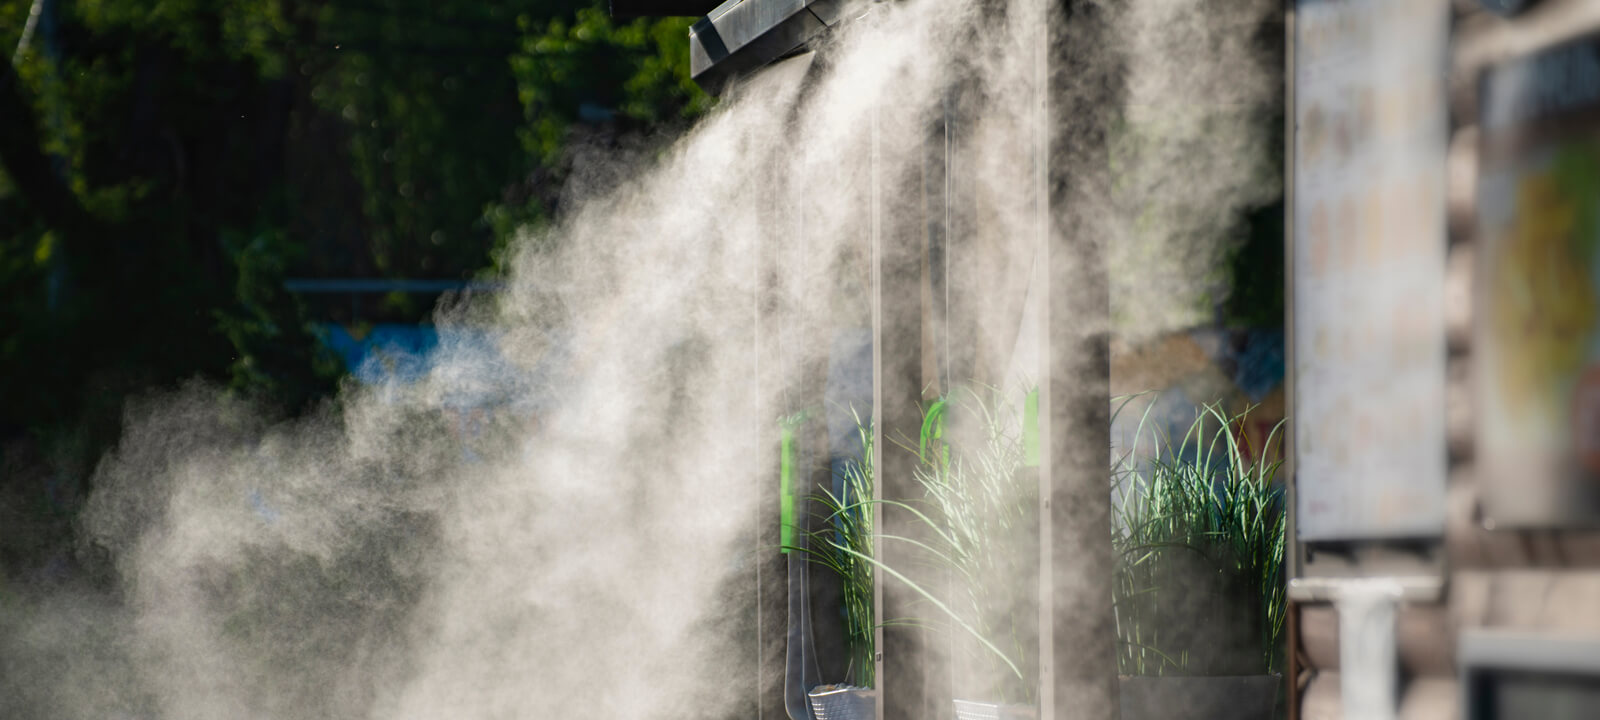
[808,685,876,720]
[953,698,1037,720]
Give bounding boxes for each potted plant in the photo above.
[1111,401,1286,720]
[799,393,1286,720]
[798,390,1038,720]
[798,407,879,719]
[906,389,1037,718]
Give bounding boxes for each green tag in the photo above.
[1023,388,1040,467]
[920,397,949,467]
[779,423,795,554]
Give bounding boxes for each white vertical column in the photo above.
[1336,581,1402,720]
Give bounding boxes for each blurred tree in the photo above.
[490,5,710,255]
[0,0,707,576]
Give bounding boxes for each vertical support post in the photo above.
[1038,0,1119,718]
[798,139,848,688]
[873,79,934,720]
[941,88,979,389]
[1282,0,1302,598]
[1286,602,1301,720]
[755,202,789,720]
[1283,4,1301,718]
[800,352,846,688]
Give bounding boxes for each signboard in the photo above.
[1477,33,1600,528]
[1292,0,1450,540]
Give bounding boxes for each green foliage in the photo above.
[214,226,343,407]
[905,387,1034,702]
[0,0,711,575]
[1111,400,1286,676]
[793,406,876,688]
[801,388,1034,700]
[303,1,536,280]
[510,7,710,167]
[798,390,1289,695]
[488,6,711,251]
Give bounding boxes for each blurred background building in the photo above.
[1288,1,1600,719]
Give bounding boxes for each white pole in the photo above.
[1336,580,1402,720]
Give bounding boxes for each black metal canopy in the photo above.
[611,0,842,95]
[689,0,841,94]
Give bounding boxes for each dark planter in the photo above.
[1118,548,1266,678]
[952,675,1278,720]
[1118,674,1280,720]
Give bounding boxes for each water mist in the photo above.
[0,0,1282,718]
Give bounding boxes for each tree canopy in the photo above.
[0,0,708,573]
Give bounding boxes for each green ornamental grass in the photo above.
[792,406,878,688]
[1111,399,1286,677]
[793,390,1287,692]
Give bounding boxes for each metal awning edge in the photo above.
[689,0,840,94]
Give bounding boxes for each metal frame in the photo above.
[869,59,935,720]
[1038,2,1119,718]
[1282,7,1301,714]
[1459,630,1600,676]
[1458,629,1600,720]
